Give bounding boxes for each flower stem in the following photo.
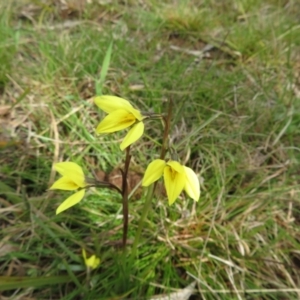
[130,184,154,258]
[122,146,131,249]
[160,98,172,160]
[130,99,173,258]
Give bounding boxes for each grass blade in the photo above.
[96,41,113,95]
[0,276,71,291]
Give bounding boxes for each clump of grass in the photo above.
[1,0,300,299]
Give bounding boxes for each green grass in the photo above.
[1,0,300,299]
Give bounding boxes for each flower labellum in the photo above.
[94,95,145,150]
[142,159,200,205]
[49,162,87,214]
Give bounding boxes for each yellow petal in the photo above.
[166,161,184,173]
[120,122,144,150]
[96,109,136,133]
[94,95,144,121]
[54,162,84,177]
[183,167,200,201]
[87,255,100,269]
[164,165,186,205]
[127,106,144,121]
[94,95,134,113]
[142,159,166,186]
[56,189,85,214]
[82,249,100,269]
[49,176,80,190]
[54,162,86,188]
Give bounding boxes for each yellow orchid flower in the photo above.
[82,248,100,270]
[94,95,145,150]
[142,159,200,205]
[49,162,87,214]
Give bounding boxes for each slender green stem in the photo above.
[130,99,173,258]
[160,99,172,160]
[122,146,131,250]
[130,184,154,257]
